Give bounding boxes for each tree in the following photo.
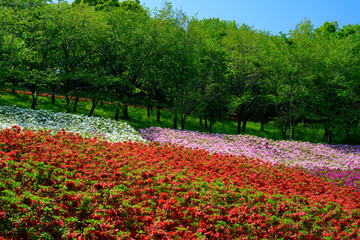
[71,0,120,11]
[56,3,109,113]
[0,1,62,108]
[100,5,152,120]
[0,5,28,93]
[136,13,170,122]
[310,22,360,143]
[0,0,51,10]
[197,83,229,133]
[224,26,266,134]
[194,18,233,129]
[147,3,205,130]
[262,19,314,140]
[119,0,146,13]
[169,18,203,130]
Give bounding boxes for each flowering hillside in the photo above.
[0,106,146,143]
[1,126,360,239]
[140,127,360,190]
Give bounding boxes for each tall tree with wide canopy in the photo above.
[71,0,120,10]
[224,25,267,134]
[0,0,62,109]
[259,19,315,140]
[147,3,206,130]
[194,18,233,129]
[100,5,151,120]
[310,22,360,143]
[0,5,28,93]
[55,3,109,113]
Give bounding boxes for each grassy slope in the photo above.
[1,91,358,145]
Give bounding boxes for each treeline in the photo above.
[0,0,359,144]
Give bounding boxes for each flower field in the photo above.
[1,107,360,239]
[0,106,146,143]
[140,127,360,191]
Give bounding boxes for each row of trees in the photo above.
[0,0,359,143]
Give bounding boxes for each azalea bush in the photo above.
[0,105,146,143]
[140,127,360,190]
[1,126,360,239]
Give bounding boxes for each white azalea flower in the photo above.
[0,105,147,143]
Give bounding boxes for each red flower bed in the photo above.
[1,126,360,239]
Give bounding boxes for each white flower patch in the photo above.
[0,105,147,143]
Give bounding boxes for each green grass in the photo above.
[1,91,359,145]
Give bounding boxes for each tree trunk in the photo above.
[346,130,350,143]
[260,121,265,132]
[289,116,296,140]
[204,117,208,129]
[290,127,295,140]
[31,91,38,110]
[302,116,306,127]
[209,120,213,133]
[51,92,56,105]
[73,97,79,113]
[328,131,332,144]
[242,116,247,132]
[115,104,120,121]
[123,104,129,119]
[88,99,99,117]
[100,100,103,108]
[237,115,241,134]
[324,125,329,139]
[173,113,177,129]
[280,120,287,140]
[199,116,202,126]
[260,107,266,132]
[65,95,71,113]
[156,106,161,122]
[180,114,185,130]
[345,123,351,144]
[147,105,151,118]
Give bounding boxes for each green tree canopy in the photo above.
[71,0,120,10]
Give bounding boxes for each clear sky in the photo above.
[66,0,360,35]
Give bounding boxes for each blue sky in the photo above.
[66,0,360,35]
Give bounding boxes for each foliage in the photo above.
[119,0,146,14]
[71,0,120,11]
[0,1,359,144]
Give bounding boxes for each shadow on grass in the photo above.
[1,91,359,145]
